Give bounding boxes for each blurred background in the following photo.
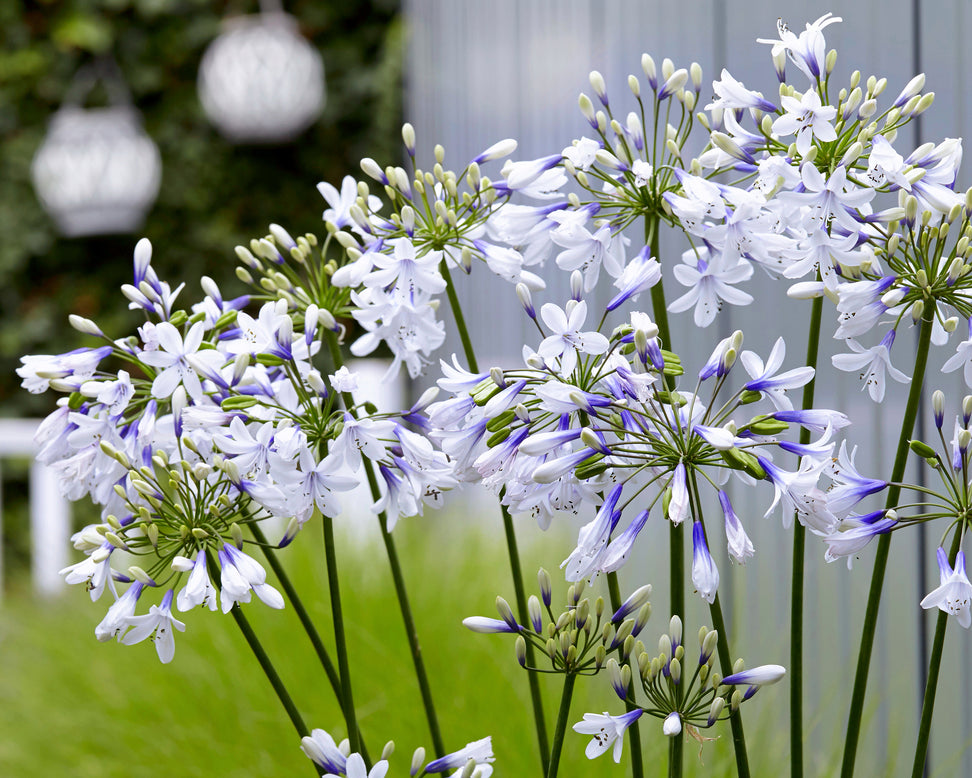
[3,0,972,775]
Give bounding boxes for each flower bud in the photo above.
[528,595,543,633]
[515,635,527,667]
[535,569,553,610]
[589,70,608,105]
[669,615,682,647]
[410,747,426,776]
[670,656,682,684]
[496,596,517,630]
[663,712,681,736]
[933,390,945,429]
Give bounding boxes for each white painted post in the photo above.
[0,419,72,598]
[29,460,71,596]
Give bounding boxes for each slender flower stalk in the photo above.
[645,215,685,623]
[911,529,965,776]
[841,310,936,777]
[325,334,446,757]
[791,292,823,778]
[607,570,646,778]
[669,731,682,778]
[248,524,342,700]
[546,672,577,778]
[687,471,750,778]
[214,549,322,777]
[322,514,363,759]
[441,262,550,773]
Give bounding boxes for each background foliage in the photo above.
[0,0,402,416]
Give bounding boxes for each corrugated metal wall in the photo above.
[405,2,972,774]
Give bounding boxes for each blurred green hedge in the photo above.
[0,0,402,415]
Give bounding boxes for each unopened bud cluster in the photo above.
[464,571,651,676]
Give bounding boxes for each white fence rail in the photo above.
[0,419,71,598]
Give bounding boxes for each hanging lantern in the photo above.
[198,5,325,144]
[31,60,162,238]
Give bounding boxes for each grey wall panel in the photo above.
[405,1,970,770]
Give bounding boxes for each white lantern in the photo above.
[31,64,162,238]
[198,8,325,144]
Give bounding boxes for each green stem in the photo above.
[910,530,963,777]
[607,571,645,778]
[373,473,447,757]
[791,293,824,778]
[686,473,749,778]
[248,526,373,765]
[441,262,479,373]
[546,672,577,778]
[248,524,342,697]
[440,263,549,772]
[219,556,321,776]
[228,594,309,735]
[669,728,683,778]
[709,592,751,778]
[322,514,363,757]
[644,214,683,628]
[841,308,936,778]
[325,334,445,757]
[502,502,551,774]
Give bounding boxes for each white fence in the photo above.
[404,1,972,774]
[0,419,71,599]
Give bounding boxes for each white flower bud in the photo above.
[641,53,656,83]
[663,712,681,736]
[787,281,825,299]
[475,138,517,162]
[401,122,416,154]
[589,70,607,102]
[68,314,104,337]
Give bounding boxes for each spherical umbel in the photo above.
[31,105,162,238]
[198,12,325,144]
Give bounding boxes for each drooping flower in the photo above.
[424,736,494,773]
[832,330,910,402]
[691,522,719,603]
[920,548,972,628]
[120,589,186,664]
[572,708,644,762]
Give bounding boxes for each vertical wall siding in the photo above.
[405,1,972,772]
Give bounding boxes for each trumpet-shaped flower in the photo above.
[424,736,494,773]
[668,247,753,327]
[920,548,972,628]
[691,522,719,604]
[537,300,609,376]
[832,330,910,402]
[772,90,838,156]
[572,708,644,762]
[120,589,186,664]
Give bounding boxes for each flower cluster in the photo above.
[301,729,495,778]
[575,615,785,761]
[27,239,455,662]
[429,301,850,601]
[463,569,652,675]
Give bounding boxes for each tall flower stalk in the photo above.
[840,309,935,776]
[790,293,823,778]
[439,262,551,772]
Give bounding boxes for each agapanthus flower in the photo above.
[572,709,643,762]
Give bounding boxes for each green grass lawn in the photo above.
[0,507,785,777]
